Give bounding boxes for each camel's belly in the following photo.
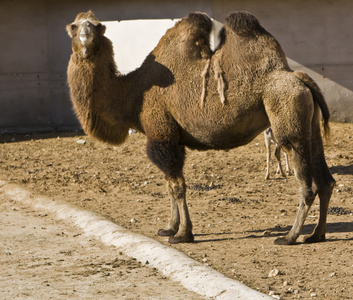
[179,111,270,150]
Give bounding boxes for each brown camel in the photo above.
[66,11,335,245]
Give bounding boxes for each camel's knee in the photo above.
[300,186,316,206]
[166,176,186,200]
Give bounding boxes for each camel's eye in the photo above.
[71,24,77,31]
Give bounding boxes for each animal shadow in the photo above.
[244,222,353,243]
[193,232,236,243]
[138,54,174,88]
[330,164,353,176]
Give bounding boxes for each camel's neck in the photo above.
[67,38,137,145]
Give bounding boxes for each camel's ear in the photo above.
[66,23,77,38]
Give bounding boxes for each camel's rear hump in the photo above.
[224,11,268,37]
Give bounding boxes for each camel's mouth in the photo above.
[79,34,93,46]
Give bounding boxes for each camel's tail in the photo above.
[294,70,331,142]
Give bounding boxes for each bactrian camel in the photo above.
[66,11,335,244]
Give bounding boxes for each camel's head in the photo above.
[66,11,106,58]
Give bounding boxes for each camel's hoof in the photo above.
[274,236,295,245]
[303,233,325,243]
[158,229,177,237]
[168,233,194,244]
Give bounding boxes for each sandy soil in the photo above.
[0,122,352,299]
[0,191,203,299]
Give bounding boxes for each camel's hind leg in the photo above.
[146,140,194,243]
[304,120,335,243]
[274,138,316,245]
[273,108,334,245]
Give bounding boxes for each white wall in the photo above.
[103,19,223,74]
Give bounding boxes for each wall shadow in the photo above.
[0,130,84,144]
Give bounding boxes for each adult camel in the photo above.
[66,11,335,244]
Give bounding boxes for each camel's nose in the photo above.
[81,25,91,35]
[79,20,93,45]
[80,21,92,35]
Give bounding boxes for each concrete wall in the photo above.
[0,0,352,133]
[213,0,353,123]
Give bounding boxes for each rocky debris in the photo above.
[328,206,352,215]
[189,184,222,191]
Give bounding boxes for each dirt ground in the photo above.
[0,192,203,300]
[0,122,352,299]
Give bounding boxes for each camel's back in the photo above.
[140,12,294,149]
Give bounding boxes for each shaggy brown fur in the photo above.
[67,11,335,244]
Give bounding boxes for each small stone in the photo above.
[263,230,271,236]
[283,280,288,286]
[130,218,138,223]
[75,139,86,144]
[311,293,317,297]
[268,269,280,277]
[329,272,337,277]
[268,292,281,299]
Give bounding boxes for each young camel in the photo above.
[264,127,291,180]
[66,11,335,245]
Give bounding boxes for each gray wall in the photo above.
[213,0,353,123]
[0,0,352,133]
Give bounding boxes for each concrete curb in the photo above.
[1,182,270,299]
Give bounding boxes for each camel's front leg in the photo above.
[164,176,194,244]
[157,185,180,237]
[146,139,193,243]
